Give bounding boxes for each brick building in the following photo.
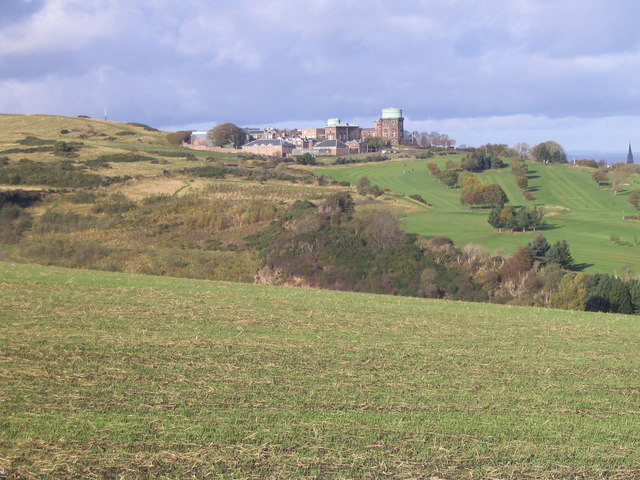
[241,138,296,157]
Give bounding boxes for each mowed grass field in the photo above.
[2,262,640,479]
[314,157,640,274]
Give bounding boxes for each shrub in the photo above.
[53,141,80,158]
[0,203,32,243]
[409,193,427,204]
[91,193,136,214]
[69,190,98,204]
[127,122,158,131]
[629,190,640,211]
[0,161,126,188]
[515,175,528,190]
[166,131,192,146]
[17,136,56,146]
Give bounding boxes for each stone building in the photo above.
[313,139,350,156]
[241,138,296,157]
[374,108,404,144]
[323,118,361,142]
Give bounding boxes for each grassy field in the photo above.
[314,157,640,274]
[1,261,640,478]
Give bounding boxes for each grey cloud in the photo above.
[0,0,640,149]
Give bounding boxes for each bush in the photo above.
[0,203,32,243]
[17,136,56,146]
[69,190,98,204]
[91,193,136,214]
[127,122,158,131]
[409,193,427,204]
[166,131,192,146]
[515,175,528,190]
[53,141,80,158]
[629,190,640,211]
[0,161,126,188]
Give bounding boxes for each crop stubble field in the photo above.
[1,262,639,479]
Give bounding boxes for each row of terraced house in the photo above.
[190,108,405,157]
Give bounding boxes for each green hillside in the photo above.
[314,156,640,274]
[1,261,639,479]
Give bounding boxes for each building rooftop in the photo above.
[243,138,295,148]
[314,139,349,149]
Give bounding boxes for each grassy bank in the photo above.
[1,262,639,478]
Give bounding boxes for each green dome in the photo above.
[381,108,402,119]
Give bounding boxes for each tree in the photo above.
[294,153,317,165]
[319,192,355,225]
[488,205,506,230]
[166,131,192,146]
[482,184,508,207]
[610,164,634,195]
[365,137,390,150]
[513,142,531,159]
[584,274,633,314]
[439,169,459,188]
[511,160,528,176]
[550,274,586,310]
[629,190,640,211]
[460,151,499,171]
[515,175,528,190]
[528,234,550,264]
[207,123,247,148]
[592,169,608,186]
[545,240,573,268]
[531,141,567,163]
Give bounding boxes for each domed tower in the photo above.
[376,108,404,144]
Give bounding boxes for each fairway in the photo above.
[2,262,640,479]
[314,157,640,274]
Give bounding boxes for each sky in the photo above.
[1,0,640,155]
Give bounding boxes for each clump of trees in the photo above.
[427,162,459,187]
[531,141,567,163]
[207,123,247,148]
[459,150,504,172]
[527,234,573,268]
[592,169,608,186]
[459,175,508,208]
[488,205,544,232]
[411,131,456,148]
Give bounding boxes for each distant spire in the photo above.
[627,143,634,164]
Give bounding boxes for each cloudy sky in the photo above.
[2,0,640,154]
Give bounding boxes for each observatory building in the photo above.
[361,108,405,144]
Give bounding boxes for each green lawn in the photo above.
[1,262,640,478]
[314,157,640,274]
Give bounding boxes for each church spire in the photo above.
[627,143,634,164]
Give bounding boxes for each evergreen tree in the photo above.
[528,234,550,264]
[545,240,573,268]
[487,205,505,230]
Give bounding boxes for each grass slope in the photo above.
[2,262,640,479]
[314,157,640,274]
